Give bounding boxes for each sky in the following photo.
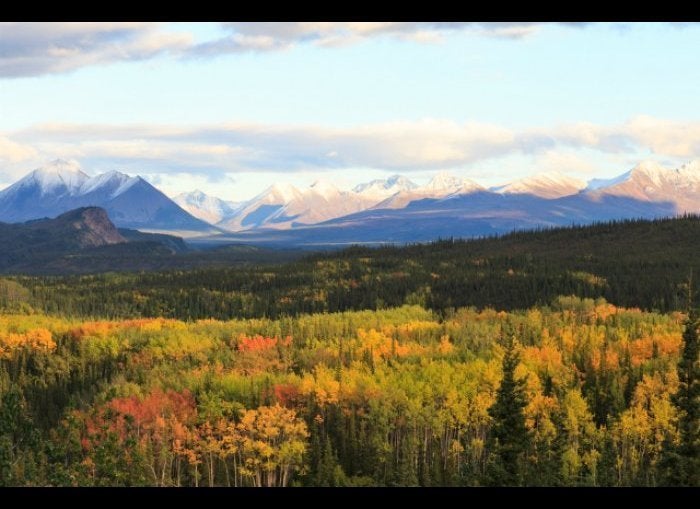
[1,22,699,202]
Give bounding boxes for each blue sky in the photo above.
[1,22,699,200]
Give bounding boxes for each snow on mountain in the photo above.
[265,179,370,228]
[678,159,700,175]
[0,160,90,221]
[353,174,418,201]
[585,160,700,213]
[217,183,305,231]
[265,183,304,204]
[79,170,140,198]
[585,172,632,191]
[5,160,700,241]
[306,179,341,201]
[173,190,242,224]
[8,159,89,196]
[495,171,586,199]
[219,179,375,231]
[219,175,418,232]
[0,163,215,235]
[375,171,485,209]
[423,171,469,192]
[447,180,486,197]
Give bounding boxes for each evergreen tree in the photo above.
[660,310,700,486]
[484,334,531,486]
[315,435,339,486]
[0,388,40,486]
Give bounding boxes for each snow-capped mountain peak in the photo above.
[172,189,242,224]
[263,183,302,204]
[679,160,700,175]
[0,163,213,235]
[386,174,417,190]
[39,158,84,175]
[624,160,700,187]
[424,171,463,191]
[174,189,209,205]
[585,172,630,191]
[308,179,341,200]
[453,179,485,195]
[582,160,700,215]
[497,171,586,199]
[371,172,483,210]
[589,161,700,192]
[353,174,417,194]
[26,159,89,195]
[629,160,668,186]
[422,171,483,194]
[78,170,140,198]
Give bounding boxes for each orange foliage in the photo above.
[70,321,115,340]
[437,335,455,355]
[119,318,185,331]
[83,389,197,447]
[235,334,292,352]
[273,383,302,408]
[357,327,427,361]
[594,302,618,321]
[629,332,681,367]
[108,389,196,427]
[590,348,620,371]
[522,344,563,372]
[0,328,56,358]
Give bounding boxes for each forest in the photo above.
[7,215,700,321]
[0,216,698,486]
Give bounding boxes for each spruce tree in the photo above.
[484,334,531,486]
[660,310,699,486]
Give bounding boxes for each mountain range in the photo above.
[172,190,243,224]
[0,160,217,236]
[1,159,699,246]
[188,160,700,247]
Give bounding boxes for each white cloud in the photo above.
[1,22,589,77]
[191,22,566,56]
[625,115,700,158]
[143,171,238,199]
[0,22,192,78]
[4,116,699,183]
[536,151,601,175]
[13,119,520,172]
[0,136,38,163]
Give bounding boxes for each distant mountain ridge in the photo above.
[0,206,192,273]
[2,207,127,251]
[491,171,587,199]
[172,190,242,224]
[0,160,216,236]
[2,159,700,245]
[189,161,700,247]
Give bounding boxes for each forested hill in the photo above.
[4,215,700,319]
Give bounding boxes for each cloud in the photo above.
[536,151,601,175]
[0,22,193,78]
[3,115,698,183]
[625,115,700,158]
[141,171,239,199]
[189,22,574,56]
[11,119,521,173]
[2,22,587,77]
[0,135,38,163]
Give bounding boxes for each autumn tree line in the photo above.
[0,297,697,486]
